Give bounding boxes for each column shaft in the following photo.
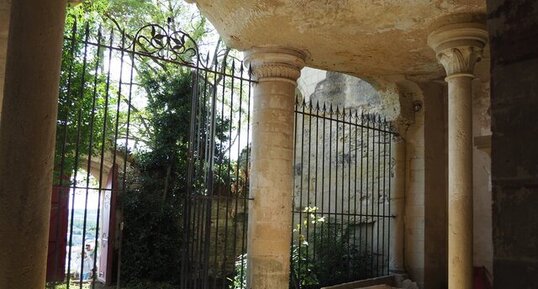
[248,79,296,288]
[447,76,474,289]
[0,0,67,287]
[245,47,305,289]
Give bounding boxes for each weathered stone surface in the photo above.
[0,0,67,287]
[188,0,485,80]
[298,68,401,120]
[488,0,538,288]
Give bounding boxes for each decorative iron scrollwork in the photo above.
[133,21,200,65]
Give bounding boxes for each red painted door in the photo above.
[46,184,70,282]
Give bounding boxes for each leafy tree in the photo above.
[54,5,117,184]
[120,67,192,284]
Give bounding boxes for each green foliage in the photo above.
[293,207,372,288]
[55,17,117,183]
[120,280,178,289]
[228,254,247,289]
[46,283,92,289]
[119,67,192,285]
[67,0,206,37]
[227,207,373,289]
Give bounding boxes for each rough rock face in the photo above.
[298,68,400,119]
[310,72,380,110]
[188,0,486,79]
[400,279,419,289]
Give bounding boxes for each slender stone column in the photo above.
[390,132,406,273]
[428,23,488,289]
[0,0,67,287]
[244,47,305,289]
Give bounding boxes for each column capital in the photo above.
[244,47,306,84]
[428,23,488,78]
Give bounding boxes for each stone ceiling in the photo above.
[187,0,486,80]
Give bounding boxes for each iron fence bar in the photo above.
[335,107,340,264]
[116,25,137,289]
[297,98,305,284]
[52,20,78,288]
[65,23,91,288]
[203,56,221,289]
[305,101,312,266]
[183,45,199,289]
[340,108,346,279]
[192,56,211,289]
[387,129,393,276]
[239,66,253,286]
[365,114,371,278]
[291,211,395,218]
[358,112,364,271]
[189,194,254,201]
[79,25,104,288]
[375,117,378,275]
[295,110,396,135]
[320,103,327,276]
[231,62,244,289]
[370,116,379,276]
[312,101,320,260]
[346,108,352,280]
[380,126,386,274]
[91,26,115,289]
[353,110,359,281]
[328,104,334,257]
[221,58,234,289]
[63,37,255,83]
[111,29,127,289]
[210,58,225,289]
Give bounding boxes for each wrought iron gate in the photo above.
[48,16,253,289]
[292,99,396,288]
[50,15,397,289]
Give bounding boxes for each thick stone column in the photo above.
[0,0,67,287]
[244,47,305,289]
[428,23,488,289]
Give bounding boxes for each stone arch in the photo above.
[297,67,417,124]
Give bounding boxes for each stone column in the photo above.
[244,47,305,289]
[0,0,67,287]
[390,132,406,273]
[428,23,488,289]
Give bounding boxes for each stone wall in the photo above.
[472,58,493,275]
[402,85,425,289]
[298,68,400,120]
[422,81,448,289]
[487,0,538,287]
